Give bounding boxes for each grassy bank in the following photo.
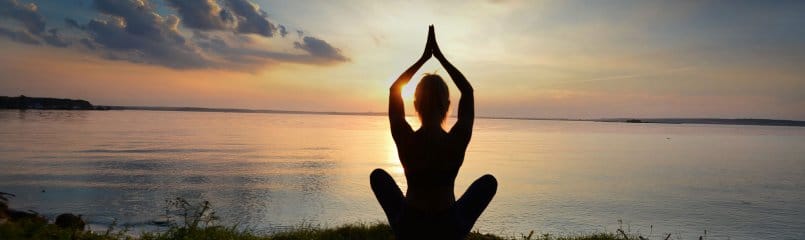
[2,197,627,240]
[0,220,621,240]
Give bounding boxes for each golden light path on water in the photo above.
[385,139,405,176]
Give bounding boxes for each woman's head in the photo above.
[414,74,450,126]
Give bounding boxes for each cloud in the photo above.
[42,28,69,47]
[165,0,232,30]
[225,0,277,37]
[192,31,348,69]
[0,0,70,47]
[64,18,84,30]
[0,0,45,34]
[278,24,288,37]
[82,0,346,69]
[1,0,348,71]
[294,36,349,62]
[0,26,40,45]
[92,0,167,37]
[84,0,210,68]
[165,0,282,38]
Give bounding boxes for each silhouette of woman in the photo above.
[371,25,498,239]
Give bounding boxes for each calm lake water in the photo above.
[1,110,804,239]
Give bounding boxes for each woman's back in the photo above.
[398,127,467,211]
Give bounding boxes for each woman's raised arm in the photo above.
[430,26,474,143]
[389,27,433,142]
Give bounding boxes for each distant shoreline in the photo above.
[105,105,805,127]
[3,95,802,127]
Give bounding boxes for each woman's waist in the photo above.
[403,170,458,183]
[404,189,455,211]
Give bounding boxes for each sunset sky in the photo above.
[1,0,803,119]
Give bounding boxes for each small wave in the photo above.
[77,148,241,154]
[299,147,332,151]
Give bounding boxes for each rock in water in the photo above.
[55,213,85,230]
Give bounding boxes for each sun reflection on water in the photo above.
[385,145,404,175]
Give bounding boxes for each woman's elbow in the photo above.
[461,88,474,95]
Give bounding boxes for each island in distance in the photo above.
[0,95,110,110]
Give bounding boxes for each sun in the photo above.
[401,82,417,100]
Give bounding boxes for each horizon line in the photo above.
[100,105,805,127]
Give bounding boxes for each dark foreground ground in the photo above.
[0,219,624,240]
[0,195,630,240]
